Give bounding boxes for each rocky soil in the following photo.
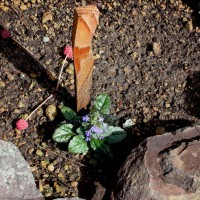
[0,0,200,199]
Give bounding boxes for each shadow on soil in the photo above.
[184,71,200,118]
[182,0,200,26]
[0,36,75,108]
[0,31,198,200]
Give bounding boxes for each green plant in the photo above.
[52,94,127,155]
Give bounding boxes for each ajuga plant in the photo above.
[52,94,127,156]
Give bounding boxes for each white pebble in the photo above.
[43,36,50,43]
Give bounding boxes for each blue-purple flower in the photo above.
[85,137,91,141]
[85,130,91,141]
[85,130,91,137]
[82,115,90,122]
[90,125,103,134]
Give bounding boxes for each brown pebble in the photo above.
[71,181,78,187]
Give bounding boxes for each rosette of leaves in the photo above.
[52,94,127,155]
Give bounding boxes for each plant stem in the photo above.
[25,94,53,120]
[56,56,67,90]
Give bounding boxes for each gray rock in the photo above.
[0,140,44,199]
[111,125,200,200]
[54,198,85,200]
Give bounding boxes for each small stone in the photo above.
[43,36,50,43]
[18,101,26,108]
[153,42,161,55]
[0,5,9,11]
[71,181,78,187]
[47,163,54,172]
[13,0,20,6]
[45,105,57,121]
[64,164,69,171]
[13,109,20,114]
[123,119,135,128]
[15,128,21,135]
[20,4,27,10]
[0,107,7,113]
[6,73,14,81]
[54,182,66,195]
[39,181,44,192]
[160,3,166,10]
[30,166,37,172]
[156,126,165,135]
[36,149,44,157]
[58,173,64,179]
[69,85,75,90]
[65,64,74,75]
[42,11,53,23]
[30,73,38,78]
[41,160,49,168]
[165,103,171,108]
[132,9,138,16]
[28,148,34,155]
[20,73,25,79]
[186,21,193,32]
[0,82,5,87]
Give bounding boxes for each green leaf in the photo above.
[97,143,111,155]
[106,126,127,144]
[93,94,111,114]
[90,139,104,151]
[68,135,89,154]
[53,124,76,143]
[76,127,85,135]
[61,106,77,121]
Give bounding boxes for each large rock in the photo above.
[111,125,200,200]
[0,140,44,199]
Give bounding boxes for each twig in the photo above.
[56,56,67,90]
[38,145,86,167]
[25,94,53,120]
[11,6,29,30]
[12,38,35,58]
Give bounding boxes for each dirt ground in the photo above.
[0,0,200,199]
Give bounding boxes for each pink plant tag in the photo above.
[16,119,28,130]
[63,45,73,59]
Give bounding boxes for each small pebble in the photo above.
[153,42,161,55]
[43,36,50,43]
[42,11,53,23]
[70,181,78,187]
[36,149,44,157]
[156,126,165,135]
[45,105,57,121]
[0,82,5,87]
[47,163,55,172]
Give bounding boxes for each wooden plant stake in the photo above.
[72,5,100,112]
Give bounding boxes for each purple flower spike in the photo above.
[90,125,103,134]
[82,115,90,122]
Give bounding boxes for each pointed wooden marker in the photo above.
[72,5,100,112]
